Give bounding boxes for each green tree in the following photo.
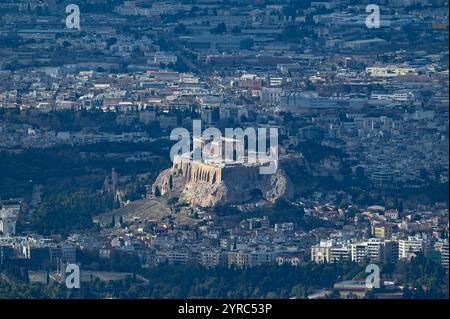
[154,186,161,197]
[169,175,173,190]
[174,23,187,34]
[240,38,254,50]
[211,22,227,34]
[231,26,241,34]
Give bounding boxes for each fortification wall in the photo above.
[173,158,223,184]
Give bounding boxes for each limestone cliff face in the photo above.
[152,158,296,207]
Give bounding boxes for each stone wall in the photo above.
[174,158,223,184]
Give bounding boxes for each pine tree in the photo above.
[114,195,120,209]
[398,200,404,213]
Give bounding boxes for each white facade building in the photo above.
[0,208,18,236]
[399,237,425,260]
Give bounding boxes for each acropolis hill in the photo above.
[152,154,307,207]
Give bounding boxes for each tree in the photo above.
[266,291,278,298]
[114,196,120,209]
[211,22,227,34]
[327,289,341,299]
[174,23,187,34]
[119,215,124,227]
[303,287,308,299]
[398,200,404,213]
[169,175,173,190]
[31,190,108,235]
[305,80,315,91]
[291,284,308,299]
[305,14,315,25]
[111,214,116,228]
[154,186,161,197]
[155,38,169,50]
[365,289,376,299]
[168,197,179,213]
[355,166,365,179]
[240,38,254,50]
[281,25,299,42]
[231,26,241,34]
[119,61,128,73]
[106,37,117,48]
[173,59,189,72]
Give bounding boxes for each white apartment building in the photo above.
[276,255,301,266]
[0,208,18,236]
[248,251,275,268]
[351,243,368,263]
[200,250,225,268]
[311,240,332,263]
[330,246,351,262]
[371,92,413,102]
[153,51,178,64]
[353,239,400,264]
[138,110,156,124]
[312,238,400,264]
[442,241,449,270]
[434,240,449,269]
[269,77,283,87]
[399,237,426,260]
[227,250,275,268]
[366,238,384,262]
[261,87,282,107]
[366,66,417,77]
[311,240,353,263]
[166,250,190,265]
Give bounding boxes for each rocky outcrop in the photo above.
[152,157,302,207]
